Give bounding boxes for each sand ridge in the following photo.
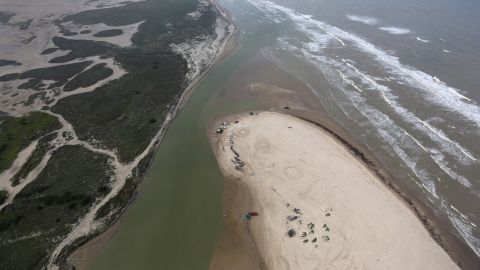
[211,111,460,270]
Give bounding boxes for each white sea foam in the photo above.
[248,0,480,130]
[336,69,363,93]
[252,0,477,190]
[430,149,473,188]
[379,26,411,35]
[251,2,480,252]
[339,65,472,190]
[404,130,428,152]
[418,118,476,162]
[438,201,480,258]
[338,61,476,165]
[451,204,471,221]
[288,49,441,198]
[336,60,475,187]
[449,209,480,258]
[347,91,440,199]
[416,37,430,43]
[284,57,471,194]
[346,14,379,25]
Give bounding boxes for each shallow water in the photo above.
[239,0,480,258]
[92,0,480,267]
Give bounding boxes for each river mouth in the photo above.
[77,0,480,268]
[75,13,319,267]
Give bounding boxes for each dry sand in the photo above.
[210,111,460,270]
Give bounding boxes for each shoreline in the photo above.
[208,110,480,270]
[59,1,240,268]
[209,163,265,270]
[287,109,480,270]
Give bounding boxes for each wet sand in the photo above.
[209,172,264,270]
[209,111,460,270]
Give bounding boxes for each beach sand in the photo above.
[210,111,460,270]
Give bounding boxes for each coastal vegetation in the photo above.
[11,133,57,186]
[0,0,225,268]
[0,189,7,205]
[0,12,14,24]
[93,29,124,37]
[0,145,112,269]
[0,59,21,67]
[40,47,59,55]
[63,63,114,92]
[0,112,60,174]
[52,0,217,162]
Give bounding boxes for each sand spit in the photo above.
[211,111,459,270]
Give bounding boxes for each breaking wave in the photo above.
[346,14,379,25]
[416,37,430,43]
[247,0,480,257]
[447,203,480,258]
[379,26,411,35]
[247,0,480,129]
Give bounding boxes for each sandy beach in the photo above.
[210,111,460,270]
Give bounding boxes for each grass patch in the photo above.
[93,29,123,37]
[0,12,14,24]
[50,37,112,63]
[11,133,57,186]
[18,79,45,90]
[40,48,59,55]
[0,0,223,268]
[63,63,113,92]
[53,0,217,162]
[0,59,21,67]
[10,61,93,90]
[20,61,92,86]
[95,151,153,221]
[0,145,112,269]
[0,190,7,205]
[18,19,33,30]
[0,73,19,82]
[59,28,78,36]
[0,112,61,174]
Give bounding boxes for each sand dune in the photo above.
[211,111,459,270]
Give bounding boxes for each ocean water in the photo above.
[222,0,480,259]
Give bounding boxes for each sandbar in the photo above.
[210,111,459,270]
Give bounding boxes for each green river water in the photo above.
[91,2,285,268]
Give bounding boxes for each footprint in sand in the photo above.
[283,166,303,179]
[235,127,250,137]
[255,139,272,154]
